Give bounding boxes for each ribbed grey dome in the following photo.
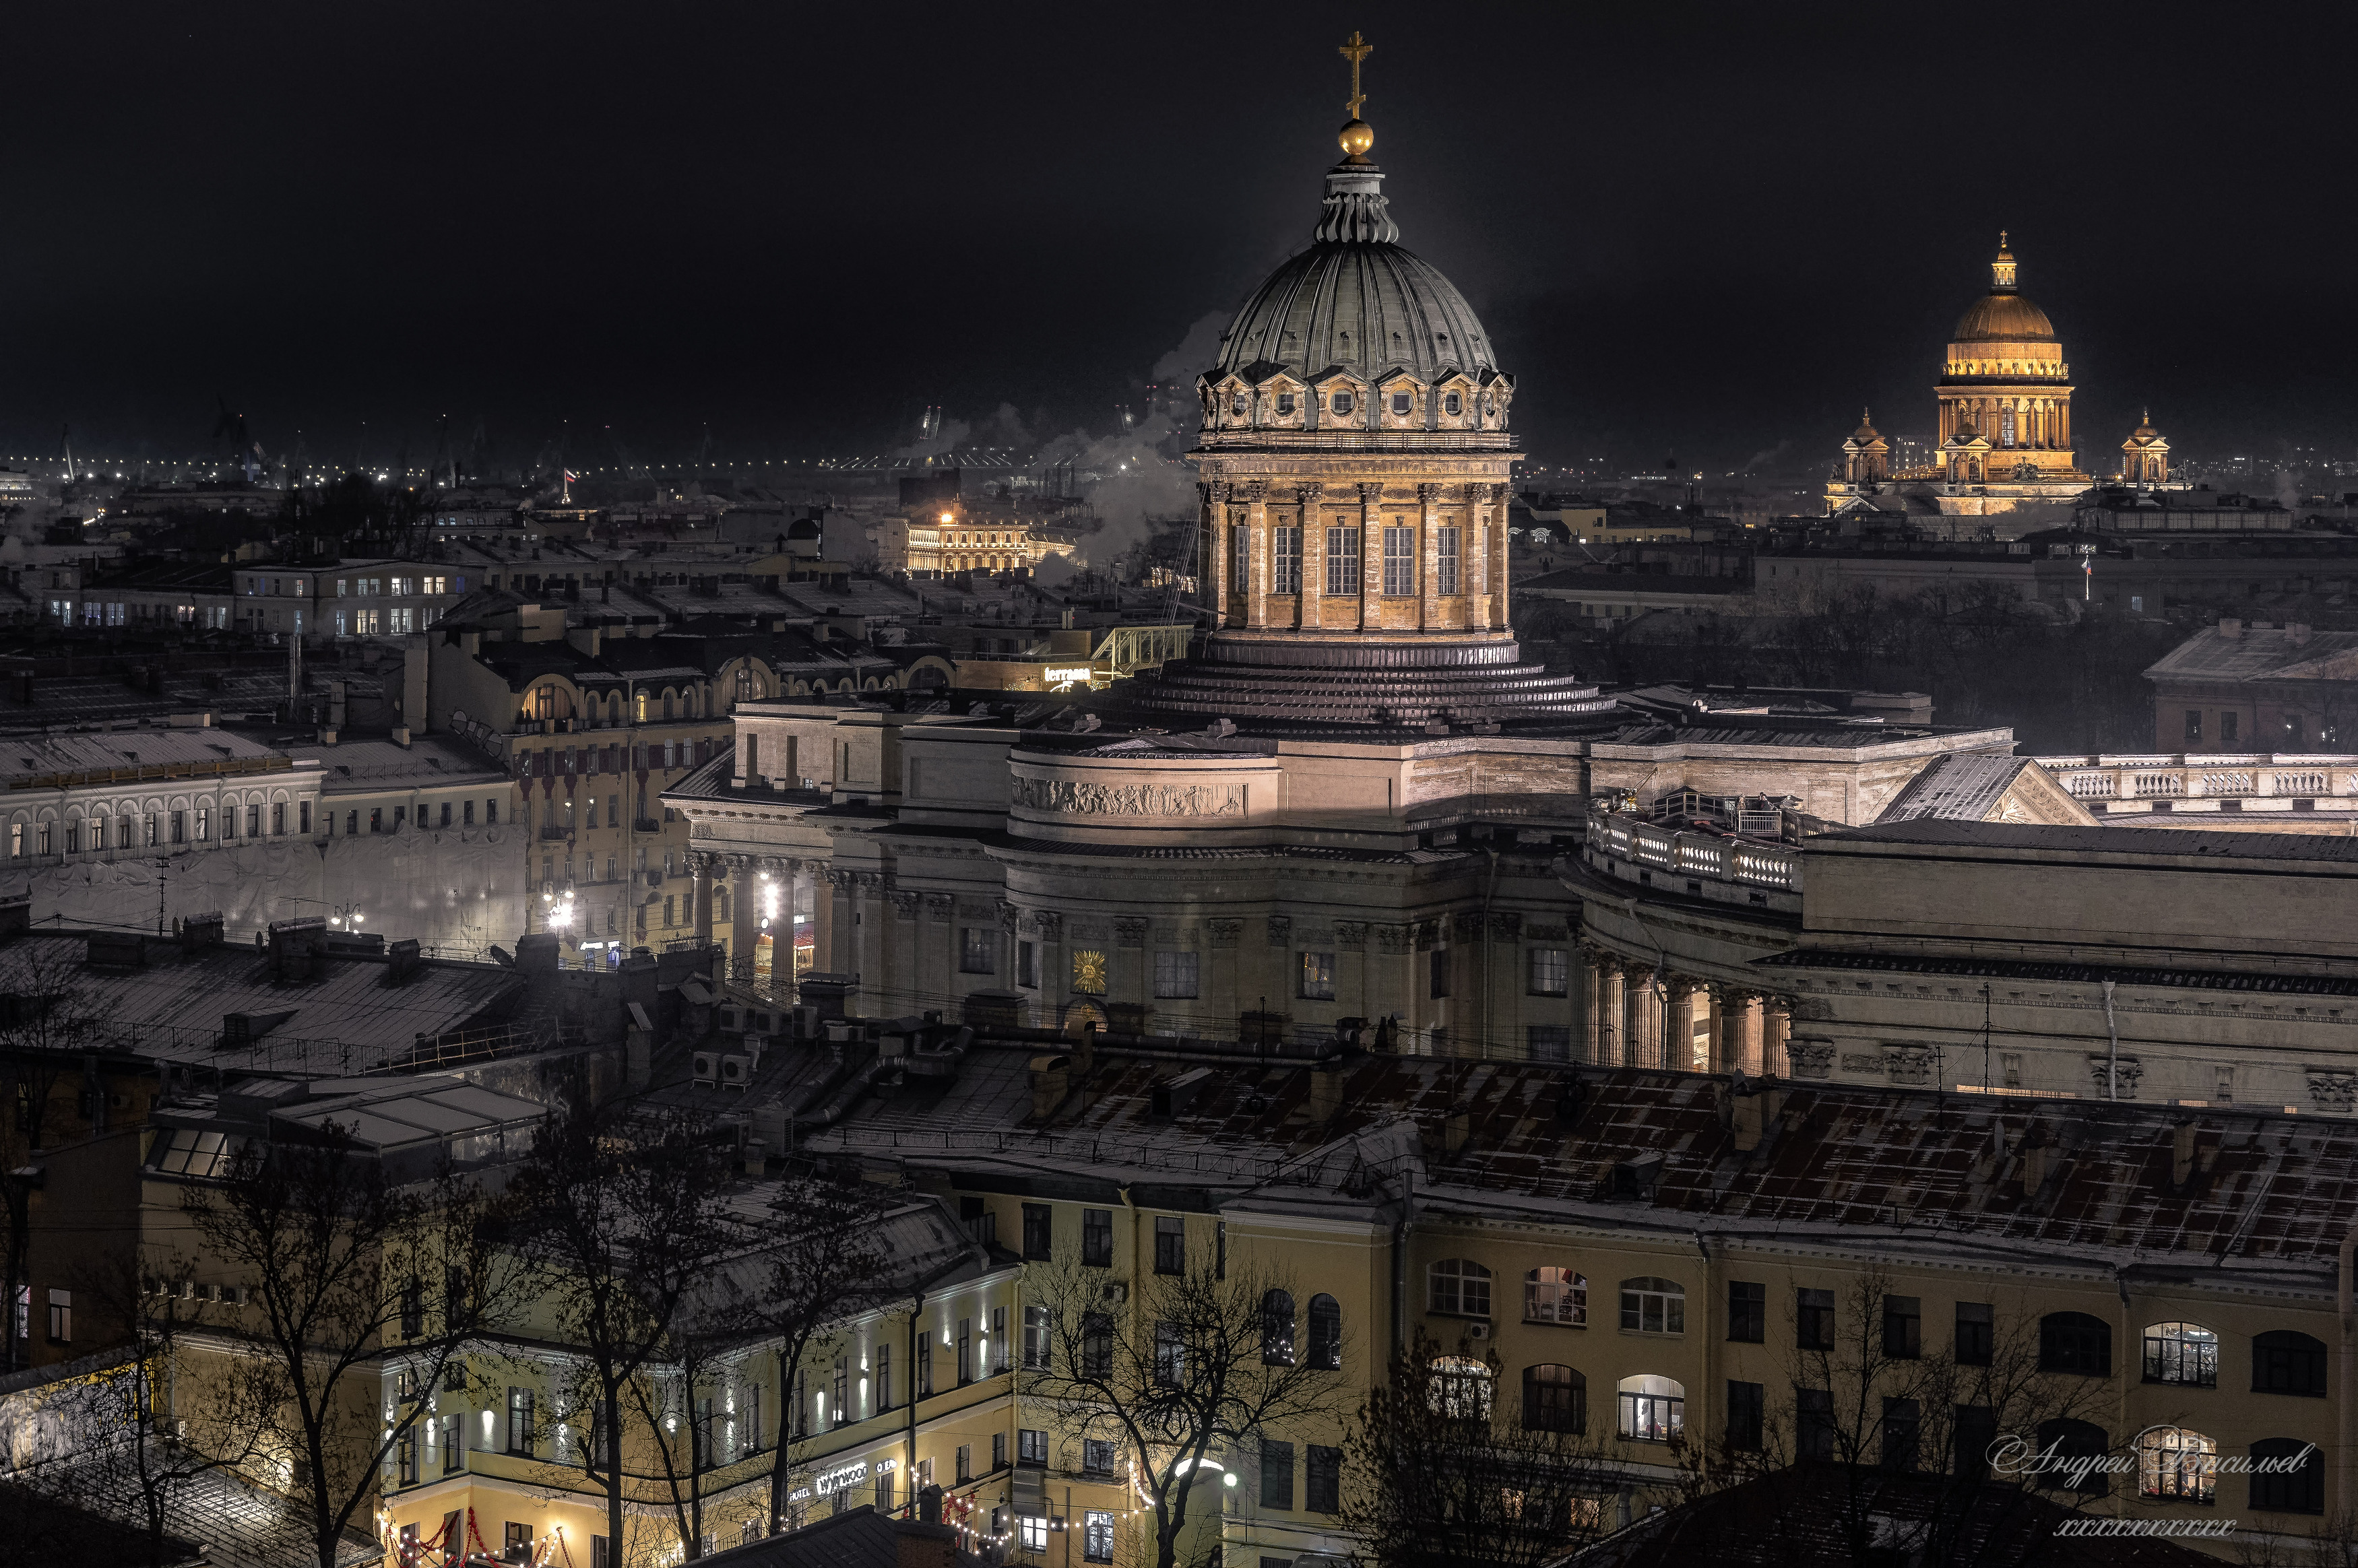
[1212,162,1498,384]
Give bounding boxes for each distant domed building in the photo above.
[1826,236,2129,529]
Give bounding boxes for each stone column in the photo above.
[1622,964,1655,1070]
[1732,992,1765,1076]
[1417,483,1441,632]
[1357,483,1383,631]
[1762,995,1791,1077]
[1597,961,1624,1066]
[1580,954,1606,1065]
[1488,484,1513,628]
[1244,480,1270,630]
[827,869,857,976]
[1114,917,1149,1016]
[1298,483,1325,630]
[925,893,955,1013]
[1038,911,1066,1028]
[1203,482,1230,630]
[1703,985,1726,1074]
[1665,977,1698,1073]
[690,852,714,944]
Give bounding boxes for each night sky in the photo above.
[6,3,2354,477]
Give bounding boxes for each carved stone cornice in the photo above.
[1207,918,1243,949]
[996,899,1018,932]
[1037,911,1064,939]
[1335,921,1369,948]
[1242,480,1271,504]
[1356,482,1383,505]
[1376,923,1413,955]
[1205,480,1232,504]
[1296,482,1325,506]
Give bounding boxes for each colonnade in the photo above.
[1581,949,1791,1076]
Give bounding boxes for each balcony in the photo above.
[1580,806,1802,914]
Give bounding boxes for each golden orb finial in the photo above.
[1337,31,1374,160]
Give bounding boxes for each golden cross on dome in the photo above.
[1339,31,1372,119]
[1999,229,2008,250]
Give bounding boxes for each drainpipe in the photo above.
[906,1287,923,1511]
[1390,1167,1415,1359]
[2340,1228,2357,1519]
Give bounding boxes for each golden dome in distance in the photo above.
[1952,230,2058,343]
[1337,30,1374,162]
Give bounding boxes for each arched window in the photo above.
[1619,1278,1685,1335]
[1307,1295,1341,1371]
[1525,1268,1587,1326]
[2033,1418,2110,1495]
[635,691,648,723]
[663,689,678,721]
[2040,1313,2111,1375]
[1616,1375,1682,1442]
[1521,1365,1585,1433]
[1427,1356,1492,1422]
[2142,1322,2219,1387]
[1444,393,1462,418]
[2253,1330,2328,1397]
[1428,1259,1492,1317]
[1261,1291,1296,1366]
[2249,1438,2326,1515]
[1331,392,1355,417]
[2138,1426,2217,1504]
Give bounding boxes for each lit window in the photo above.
[1427,1356,1493,1420]
[1617,1374,1684,1441]
[2138,1426,2217,1503]
[1525,1267,1587,1326]
[2143,1322,2219,1387]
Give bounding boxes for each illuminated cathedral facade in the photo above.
[1828,237,2170,521]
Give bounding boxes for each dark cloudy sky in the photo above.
[5,1,2353,476]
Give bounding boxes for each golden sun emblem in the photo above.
[1071,949,1109,995]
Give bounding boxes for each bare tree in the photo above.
[746,1173,894,1534]
[1341,1330,1618,1568]
[181,1131,517,1568]
[1687,1266,2118,1567]
[13,1255,276,1567]
[1021,1239,1347,1568]
[511,1092,740,1564]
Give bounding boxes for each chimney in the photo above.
[2219,617,2242,641]
[1029,1054,1071,1120]
[2171,1120,2197,1187]
[1308,1060,1345,1124]
[919,1484,944,1525]
[385,938,422,985]
[1443,1107,1471,1157]
[2289,622,2312,648]
[743,1138,767,1177]
[1731,1087,1783,1152]
[179,910,225,952]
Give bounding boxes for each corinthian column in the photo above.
[1203,481,1231,630]
[1244,480,1270,629]
[1298,483,1325,630]
[1622,964,1655,1070]
[1417,482,1441,632]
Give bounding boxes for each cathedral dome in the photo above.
[1211,162,1499,385]
[1951,237,2057,343]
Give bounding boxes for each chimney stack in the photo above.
[2171,1120,2197,1187]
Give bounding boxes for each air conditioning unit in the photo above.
[1102,1282,1128,1305]
[691,1051,719,1086]
[720,1053,751,1088]
[1467,1322,1491,1340]
[790,1006,821,1039]
[720,1005,745,1033]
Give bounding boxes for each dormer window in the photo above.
[1391,393,1412,416]
[1277,393,1296,416]
[1332,392,1355,416]
[1444,393,1463,416]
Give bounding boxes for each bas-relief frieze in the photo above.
[1012,777,1246,817]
